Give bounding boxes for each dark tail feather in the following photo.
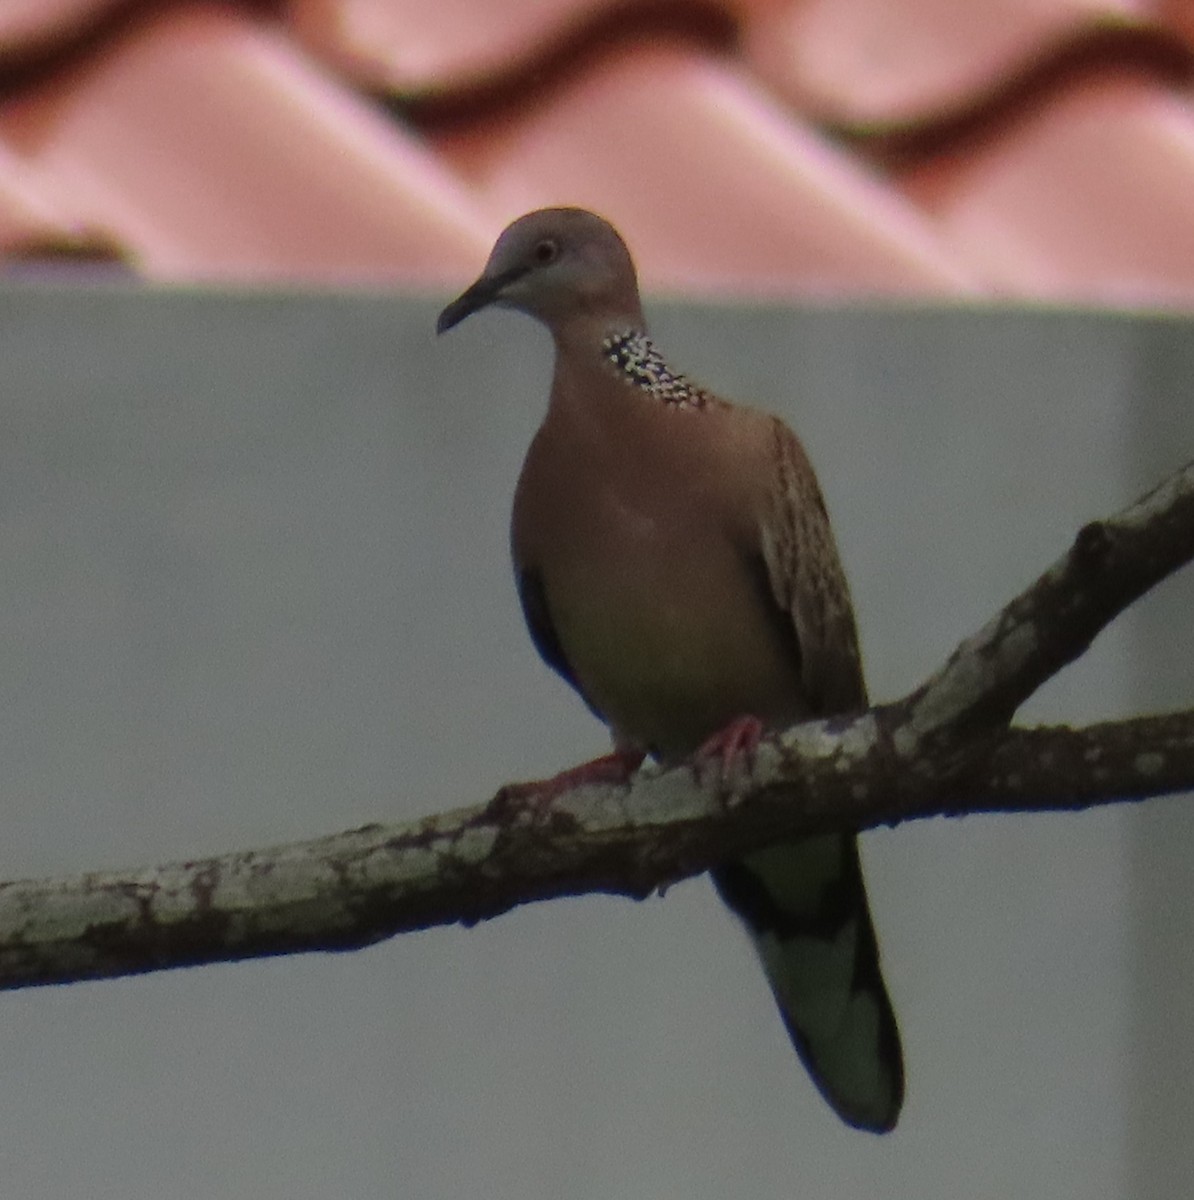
[712,833,904,1132]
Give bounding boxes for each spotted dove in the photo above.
[437,208,903,1132]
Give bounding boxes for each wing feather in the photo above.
[756,418,867,716]
[515,566,606,722]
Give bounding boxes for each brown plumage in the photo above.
[438,207,903,1132]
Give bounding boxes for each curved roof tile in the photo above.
[3,3,494,281]
[902,73,1194,302]
[0,1,120,59]
[743,0,1176,129]
[0,138,109,255]
[0,0,1189,303]
[290,0,625,97]
[431,39,979,296]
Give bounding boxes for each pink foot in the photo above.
[492,748,646,815]
[693,715,765,784]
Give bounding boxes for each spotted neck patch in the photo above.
[601,330,710,410]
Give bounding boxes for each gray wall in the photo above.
[0,287,1187,1199]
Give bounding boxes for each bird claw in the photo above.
[692,715,765,785]
[491,748,646,820]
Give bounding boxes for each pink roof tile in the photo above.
[0,0,1187,303]
[0,1,119,58]
[0,137,112,256]
[742,0,1189,129]
[1,3,494,282]
[431,39,978,296]
[1158,0,1194,49]
[289,0,625,97]
[901,72,1194,302]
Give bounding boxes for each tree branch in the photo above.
[1,459,1193,992]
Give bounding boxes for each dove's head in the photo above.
[437,208,645,339]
